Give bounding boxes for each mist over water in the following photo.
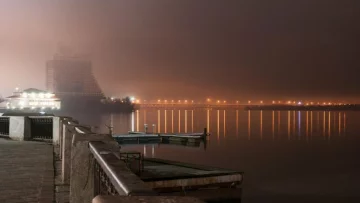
[65,108,360,202]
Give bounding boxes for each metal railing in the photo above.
[30,117,53,139]
[89,141,156,197]
[0,117,9,136]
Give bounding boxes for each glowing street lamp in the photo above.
[248,100,251,104]
[207,98,211,102]
[157,99,161,103]
[217,100,220,104]
[260,100,263,104]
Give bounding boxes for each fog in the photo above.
[1,0,360,100]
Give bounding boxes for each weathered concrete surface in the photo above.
[92,196,204,203]
[9,116,31,141]
[53,117,60,146]
[54,145,69,203]
[62,123,74,184]
[0,138,54,203]
[70,133,117,203]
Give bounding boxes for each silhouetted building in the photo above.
[46,53,104,98]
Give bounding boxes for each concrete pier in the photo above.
[0,115,210,203]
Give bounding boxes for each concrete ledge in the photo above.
[92,196,204,203]
[70,133,118,203]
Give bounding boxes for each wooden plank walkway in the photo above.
[0,138,54,203]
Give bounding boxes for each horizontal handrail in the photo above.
[89,141,156,196]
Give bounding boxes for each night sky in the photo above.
[1,0,359,101]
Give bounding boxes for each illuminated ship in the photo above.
[1,88,61,115]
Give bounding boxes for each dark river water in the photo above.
[68,108,360,203]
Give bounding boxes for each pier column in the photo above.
[9,116,31,141]
[53,116,60,146]
[62,122,75,184]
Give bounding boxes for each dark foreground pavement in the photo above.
[0,138,54,203]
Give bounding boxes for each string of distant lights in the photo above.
[111,97,348,105]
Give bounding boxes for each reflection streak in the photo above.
[236,110,239,138]
[157,110,160,133]
[217,110,220,141]
[172,110,174,133]
[207,109,210,133]
[224,110,226,137]
[323,111,326,137]
[339,112,341,135]
[260,110,263,140]
[178,110,181,133]
[185,110,188,133]
[136,110,139,132]
[164,110,167,133]
[272,111,275,140]
[192,110,194,132]
[248,111,251,140]
[328,111,331,138]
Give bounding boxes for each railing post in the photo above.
[53,116,60,145]
[70,133,118,203]
[62,122,75,184]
